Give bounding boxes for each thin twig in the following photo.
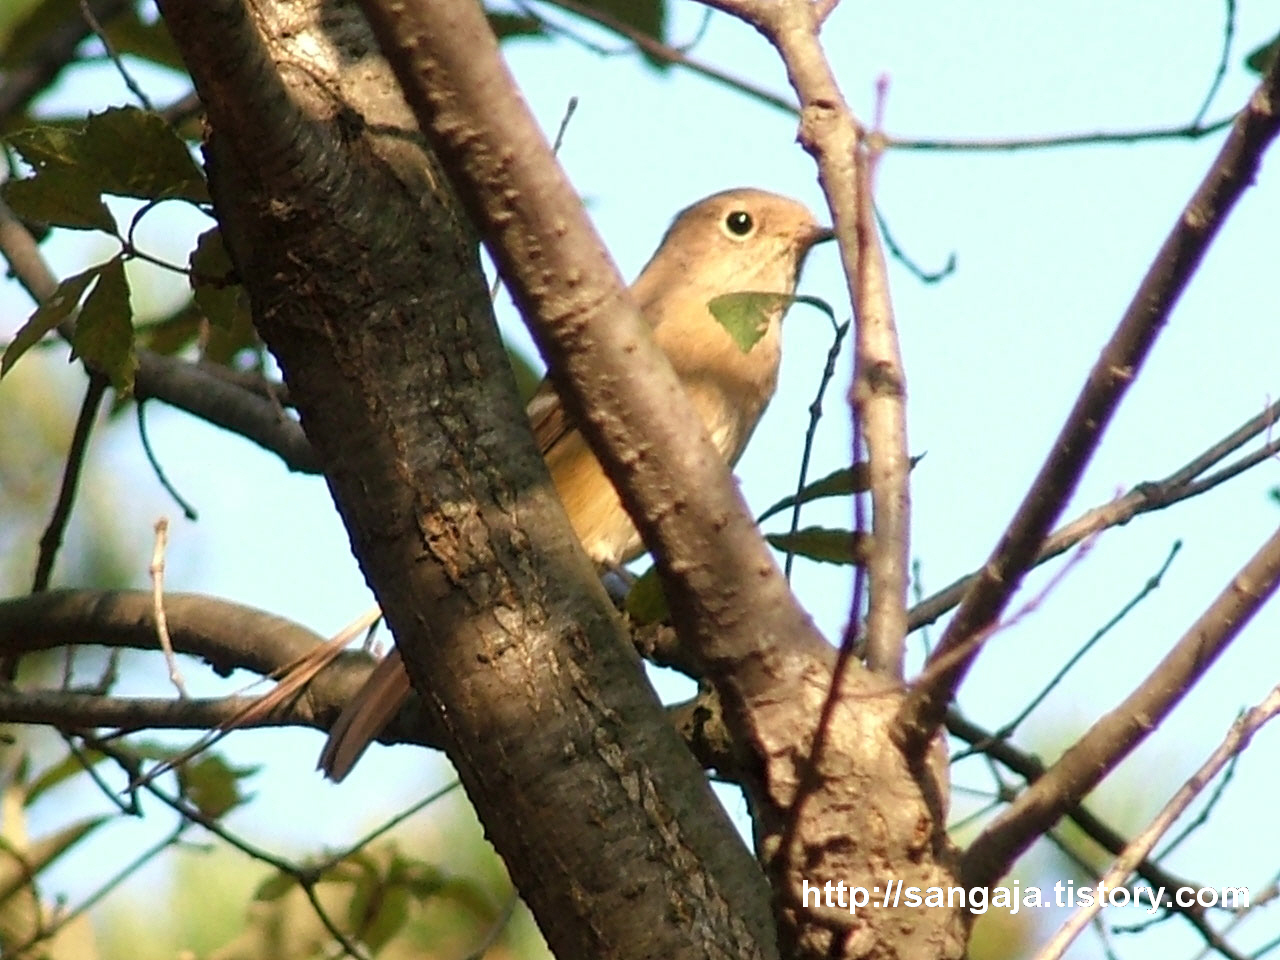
[874,204,956,285]
[1152,747,1240,863]
[887,116,1236,152]
[460,892,520,960]
[904,53,1280,744]
[535,0,797,116]
[32,376,108,593]
[136,401,199,519]
[963,522,1280,890]
[322,779,462,867]
[91,736,373,960]
[78,0,155,110]
[947,709,1247,956]
[908,402,1280,632]
[784,316,849,580]
[951,540,1181,762]
[1191,0,1236,128]
[149,516,188,697]
[1034,683,1280,960]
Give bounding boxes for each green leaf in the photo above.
[757,455,924,523]
[507,344,542,403]
[1,264,100,377]
[624,565,668,625]
[82,107,209,202]
[255,870,297,902]
[0,816,109,904]
[5,122,82,167]
[190,227,245,329]
[2,171,117,231]
[759,464,870,523]
[766,527,870,566]
[707,291,789,352]
[71,256,136,394]
[488,11,545,40]
[177,753,255,821]
[577,0,668,69]
[708,291,836,352]
[1245,34,1279,76]
[358,876,413,950]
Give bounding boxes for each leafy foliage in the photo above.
[758,457,924,522]
[70,255,135,393]
[1,265,100,376]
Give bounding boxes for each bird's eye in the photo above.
[723,210,754,238]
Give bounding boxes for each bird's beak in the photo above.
[809,225,837,247]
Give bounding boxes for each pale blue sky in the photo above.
[3,3,1279,957]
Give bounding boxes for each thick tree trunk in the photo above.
[151,1,777,958]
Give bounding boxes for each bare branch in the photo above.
[0,589,329,678]
[0,688,315,732]
[908,398,1280,631]
[850,146,909,678]
[535,0,797,116]
[1035,682,1280,960]
[31,376,106,593]
[354,0,827,683]
[886,116,1235,152]
[963,522,1280,889]
[903,54,1280,745]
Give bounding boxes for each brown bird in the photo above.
[318,188,833,779]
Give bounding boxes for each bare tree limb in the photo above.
[1035,682,1280,960]
[0,589,329,676]
[962,522,1280,889]
[908,397,1280,631]
[0,588,437,747]
[356,0,829,693]
[848,146,909,678]
[902,52,1280,747]
[946,710,1243,955]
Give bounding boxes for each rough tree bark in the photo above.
[150,1,776,958]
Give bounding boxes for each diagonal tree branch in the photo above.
[901,51,1280,748]
[1035,680,1280,960]
[907,397,1280,631]
[150,2,779,958]
[962,522,1280,889]
[355,0,829,688]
